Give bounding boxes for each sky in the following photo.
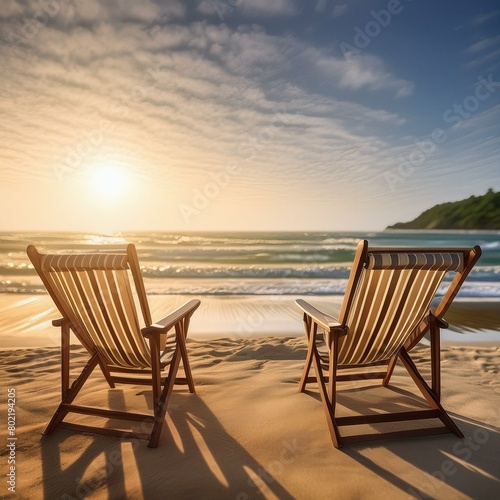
[0,0,499,233]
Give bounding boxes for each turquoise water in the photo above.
[1,231,499,297]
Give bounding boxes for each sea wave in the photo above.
[140,265,352,279]
[2,262,500,280]
[2,231,500,298]
[3,276,500,298]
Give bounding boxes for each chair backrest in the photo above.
[336,241,481,366]
[27,244,153,369]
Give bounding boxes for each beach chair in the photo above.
[27,244,200,448]
[296,240,481,448]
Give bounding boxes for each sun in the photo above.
[91,166,129,200]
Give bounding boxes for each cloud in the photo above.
[196,0,300,20]
[465,35,500,70]
[314,0,328,14]
[0,12,410,206]
[0,0,186,24]
[466,48,500,70]
[8,0,498,232]
[239,0,300,17]
[316,53,414,97]
[332,3,348,19]
[467,34,500,54]
[470,9,500,26]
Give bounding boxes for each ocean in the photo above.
[1,231,500,298]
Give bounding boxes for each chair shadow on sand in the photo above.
[41,387,294,499]
[331,383,500,499]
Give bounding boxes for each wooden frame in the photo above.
[296,240,481,448]
[27,244,200,448]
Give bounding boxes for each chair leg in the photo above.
[176,318,196,394]
[430,322,441,401]
[58,320,115,389]
[148,348,183,448]
[382,355,398,387]
[97,358,116,389]
[61,322,70,398]
[299,315,316,393]
[299,314,342,447]
[313,350,341,448]
[399,349,463,438]
[325,335,342,448]
[44,353,100,435]
[150,333,162,407]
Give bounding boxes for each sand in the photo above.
[1,294,499,499]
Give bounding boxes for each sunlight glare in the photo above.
[91,166,129,200]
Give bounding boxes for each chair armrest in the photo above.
[295,299,346,335]
[405,309,449,350]
[141,299,201,337]
[430,309,449,329]
[52,317,66,327]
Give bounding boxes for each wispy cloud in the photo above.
[238,0,300,17]
[0,0,498,231]
[467,34,500,53]
[332,3,348,19]
[465,35,500,70]
[470,9,500,26]
[196,0,300,19]
[316,53,414,97]
[0,4,413,228]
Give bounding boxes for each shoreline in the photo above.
[0,292,498,348]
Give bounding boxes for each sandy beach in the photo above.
[1,293,499,499]
[2,0,500,492]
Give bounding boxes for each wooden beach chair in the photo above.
[27,244,200,448]
[296,240,481,448]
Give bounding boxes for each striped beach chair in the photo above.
[27,244,200,448]
[296,240,481,448]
